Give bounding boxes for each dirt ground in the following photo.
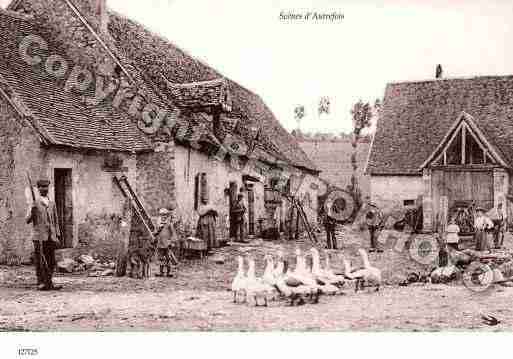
[1,227,513,331]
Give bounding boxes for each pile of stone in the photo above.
[57,254,115,277]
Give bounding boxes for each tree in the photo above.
[349,99,380,210]
[294,105,305,132]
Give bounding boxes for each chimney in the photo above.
[436,64,443,79]
[95,0,109,33]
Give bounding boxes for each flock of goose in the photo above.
[231,247,382,306]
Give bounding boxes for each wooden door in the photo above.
[54,168,73,248]
[228,182,237,238]
[431,169,493,222]
[247,184,255,235]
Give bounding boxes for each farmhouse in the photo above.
[366,72,513,232]
[0,0,319,263]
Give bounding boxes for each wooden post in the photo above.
[443,150,447,165]
[461,125,466,165]
[115,201,132,277]
[294,202,300,240]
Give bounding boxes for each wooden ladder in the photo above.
[289,195,318,245]
[114,175,178,265]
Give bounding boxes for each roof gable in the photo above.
[420,112,507,169]
[367,76,513,175]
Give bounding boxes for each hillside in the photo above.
[299,140,371,196]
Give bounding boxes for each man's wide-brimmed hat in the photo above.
[36,179,50,188]
[159,208,171,215]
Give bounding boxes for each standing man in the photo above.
[26,179,62,291]
[232,194,246,243]
[364,196,383,253]
[153,208,178,277]
[324,212,337,249]
[491,203,505,249]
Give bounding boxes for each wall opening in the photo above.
[54,168,73,248]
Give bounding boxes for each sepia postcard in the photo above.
[1,0,512,357]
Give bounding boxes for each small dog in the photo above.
[127,238,156,279]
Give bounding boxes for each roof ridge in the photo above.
[388,74,513,86]
[109,10,266,98]
[165,78,226,88]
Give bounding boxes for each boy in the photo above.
[445,217,460,250]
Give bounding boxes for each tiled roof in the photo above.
[367,76,513,175]
[4,0,318,171]
[107,13,318,172]
[0,9,152,152]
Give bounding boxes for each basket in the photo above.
[186,237,208,251]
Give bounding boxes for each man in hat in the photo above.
[231,194,246,243]
[491,202,505,249]
[153,207,178,277]
[474,207,493,252]
[324,212,337,249]
[364,196,383,253]
[25,179,62,291]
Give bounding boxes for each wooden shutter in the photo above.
[194,174,200,211]
[200,173,208,204]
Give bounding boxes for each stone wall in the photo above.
[136,142,175,218]
[370,175,424,214]
[0,97,46,264]
[174,145,266,241]
[0,105,137,263]
[45,148,136,255]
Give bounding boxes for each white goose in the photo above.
[292,248,322,302]
[245,256,274,306]
[349,249,382,292]
[310,248,345,288]
[308,249,339,295]
[273,250,317,305]
[262,254,280,301]
[231,255,247,303]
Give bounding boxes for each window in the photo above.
[194,173,208,210]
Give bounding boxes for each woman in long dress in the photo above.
[196,201,219,252]
[474,207,493,252]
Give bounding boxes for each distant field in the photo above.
[299,140,370,196]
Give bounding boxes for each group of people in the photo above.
[24,177,509,290]
[323,196,383,252]
[445,204,506,252]
[24,178,249,289]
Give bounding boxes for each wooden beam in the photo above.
[443,150,447,165]
[461,124,466,165]
[419,115,465,169]
[462,112,508,168]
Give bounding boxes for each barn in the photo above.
[366,74,513,232]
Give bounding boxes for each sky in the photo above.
[3,0,513,134]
